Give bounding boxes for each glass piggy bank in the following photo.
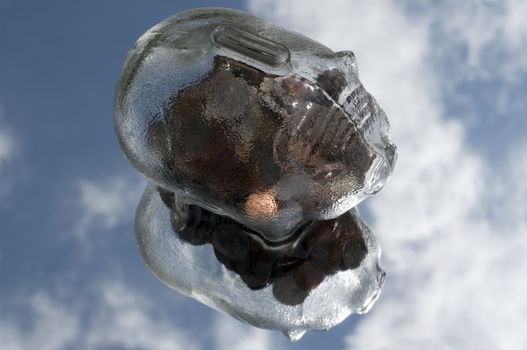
[114,7,396,341]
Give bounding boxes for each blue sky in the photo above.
[1,1,527,349]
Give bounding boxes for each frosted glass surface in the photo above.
[114,7,396,340]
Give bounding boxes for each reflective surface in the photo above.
[137,183,385,340]
[158,186,370,305]
[114,7,396,340]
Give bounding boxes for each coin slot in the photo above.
[211,25,290,68]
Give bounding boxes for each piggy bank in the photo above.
[115,7,396,340]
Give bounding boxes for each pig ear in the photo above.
[333,51,359,75]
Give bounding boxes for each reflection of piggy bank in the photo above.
[115,8,396,340]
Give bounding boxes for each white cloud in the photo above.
[74,175,144,239]
[213,314,279,350]
[425,0,527,82]
[248,0,527,349]
[84,281,199,350]
[0,294,79,350]
[0,113,15,201]
[0,131,13,163]
[0,281,200,350]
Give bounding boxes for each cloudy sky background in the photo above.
[1,0,526,349]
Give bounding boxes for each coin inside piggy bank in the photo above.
[115,7,396,341]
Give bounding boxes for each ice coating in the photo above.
[115,7,396,242]
[114,7,396,340]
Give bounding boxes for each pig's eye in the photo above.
[115,7,396,341]
[316,68,348,100]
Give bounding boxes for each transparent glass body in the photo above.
[115,8,396,340]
